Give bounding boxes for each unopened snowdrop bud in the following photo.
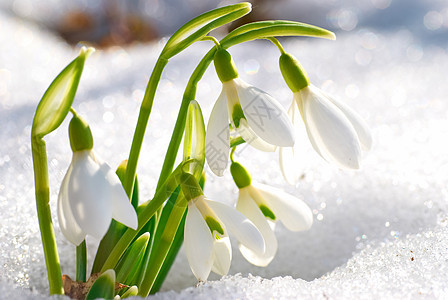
[69,113,93,152]
[57,113,138,245]
[279,53,310,93]
[214,48,238,83]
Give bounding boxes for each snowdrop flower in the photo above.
[180,172,265,281]
[58,113,138,245]
[230,161,313,266]
[278,52,372,183]
[205,48,295,176]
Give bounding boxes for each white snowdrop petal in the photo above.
[323,91,373,151]
[301,86,362,169]
[253,182,313,232]
[235,78,295,147]
[279,102,303,185]
[68,151,113,240]
[205,89,230,176]
[57,164,85,245]
[211,236,232,276]
[206,200,265,255]
[99,162,138,230]
[184,202,214,281]
[236,188,277,267]
[236,119,277,152]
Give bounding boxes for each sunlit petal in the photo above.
[67,151,113,240]
[300,85,361,169]
[253,183,313,232]
[236,187,277,267]
[236,119,276,152]
[235,78,295,147]
[322,90,372,151]
[205,88,230,176]
[211,235,231,276]
[184,202,214,281]
[57,164,85,245]
[206,200,265,256]
[98,161,138,230]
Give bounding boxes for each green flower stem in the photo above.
[76,240,87,282]
[31,138,63,295]
[138,198,187,296]
[123,57,169,199]
[100,167,181,273]
[267,37,286,54]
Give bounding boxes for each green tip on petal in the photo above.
[214,48,239,82]
[259,204,276,221]
[69,113,93,152]
[230,162,252,189]
[180,172,204,201]
[232,104,246,128]
[279,53,310,93]
[205,216,225,237]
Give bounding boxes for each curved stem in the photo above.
[31,137,64,295]
[266,37,286,54]
[123,57,169,199]
[200,36,221,47]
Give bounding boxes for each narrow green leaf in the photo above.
[32,47,94,138]
[162,3,251,58]
[86,269,115,300]
[221,21,336,49]
[121,286,138,298]
[115,233,150,283]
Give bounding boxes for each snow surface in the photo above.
[1,1,448,299]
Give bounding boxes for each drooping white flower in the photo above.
[184,194,265,282]
[278,52,372,184]
[230,161,313,266]
[205,48,295,177]
[58,114,138,245]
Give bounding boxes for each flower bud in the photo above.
[69,114,93,152]
[214,48,239,83]
[230,162,252,189]
[279,53,310,93]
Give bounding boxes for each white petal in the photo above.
[68,151,113,240]
[236,187,277,267]
[253,183,313,232]
[211,236,232,276]
[205,88,230,176]
[279,101,305,185]
[98,161,138,230]
[206,200,265,256]
[184,202,214,281]
[323,90,373,151]
[235,78,295,147]
[236,119,277,152]
[57,163,85,245]
[300,85,362,169]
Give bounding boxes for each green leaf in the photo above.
[221,21,336,48]
[121,286,138,298]
[183,100,206,178]
[32,47,94,138]
[86,269,115,300]
[162,3,251,58]
[115,232,150,283]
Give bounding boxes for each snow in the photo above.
[1,1,448,299]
